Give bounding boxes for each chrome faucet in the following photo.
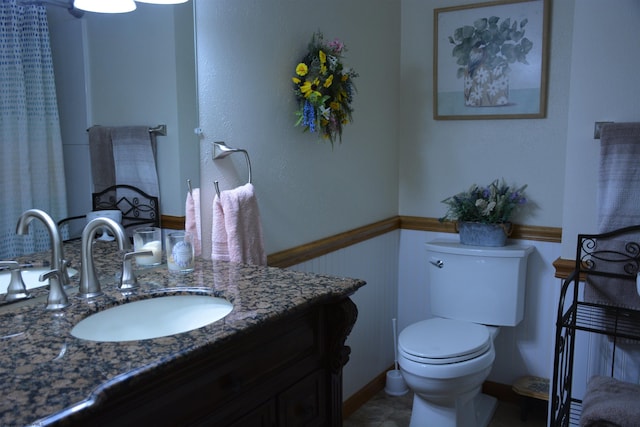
[16,209,70,287]
[78,218,128,299]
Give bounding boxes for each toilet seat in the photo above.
[399,318,491,364]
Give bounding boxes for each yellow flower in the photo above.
[295,63,308,76]
[319,50,326,64]
[300,78,321,99]
[292,77,301,84]
[341,74,349,82]
[330,101,340,110]
[323,75,334,88]
[320,64,327,75]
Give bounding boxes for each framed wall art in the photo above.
[434,0,549,120]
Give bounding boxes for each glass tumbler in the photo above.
[166,231,195,273]
[133,226,163,266]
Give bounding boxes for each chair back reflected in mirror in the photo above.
[58,184,160,241]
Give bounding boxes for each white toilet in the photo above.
[398,239,533,427]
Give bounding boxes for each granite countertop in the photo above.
[0,240,365,426]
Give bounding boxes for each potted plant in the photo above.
[448,15,533,107]
[440,179,528,246]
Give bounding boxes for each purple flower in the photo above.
[303,101,316,132]
[328,39,344,53]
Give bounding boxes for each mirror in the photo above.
[46,2,199,222]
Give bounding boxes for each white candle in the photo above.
[136,240,162,266]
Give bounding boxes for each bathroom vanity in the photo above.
[0,241,365,426]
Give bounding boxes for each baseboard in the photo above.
[482,380,520,404]
[342,371,519,419]
[342,365,393,419]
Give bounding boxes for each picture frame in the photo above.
[434,0,549,120]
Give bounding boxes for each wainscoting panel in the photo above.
[289,230,400,400]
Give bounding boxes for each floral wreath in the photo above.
[292,31,358,145]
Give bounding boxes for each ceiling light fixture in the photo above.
[74,0,136,13]
[135,0,189,4]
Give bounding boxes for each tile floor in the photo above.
[344,390,547,427]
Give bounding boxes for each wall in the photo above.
[399,0,573,230]
[47,6,92,218]
[290,231,400,400]
[48,3,198,218]
[194,0,401,400]
[560,0,640,258]
[194,0,401,257]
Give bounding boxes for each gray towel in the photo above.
[585,122,640,311]
[111,126,160,199]
[597,123,640,232]
[88,126,116,193]
[580,376,640,427]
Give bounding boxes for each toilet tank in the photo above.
[425,239,533,327]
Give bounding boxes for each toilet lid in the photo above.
[398,318,491,364]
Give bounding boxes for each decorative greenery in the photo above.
[292,31,358,145]
[449,15,533,79]
[440,179,528,224]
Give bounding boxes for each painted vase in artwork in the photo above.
[463,64,509,107]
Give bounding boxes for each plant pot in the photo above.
[463,64,509,107]
[457,221,511,247]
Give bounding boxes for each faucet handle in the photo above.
[59,258,72,287]
[120,250,152,290]
[0,261,30,302]
[0,260,20,271]
[39,269,70,310]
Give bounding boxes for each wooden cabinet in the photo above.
[51,297,357,427]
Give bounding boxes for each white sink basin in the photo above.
[71,295,233,342]
[0,267,78,295]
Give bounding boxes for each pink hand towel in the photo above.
[211,183,266,265]
[185,188,201,256]
[212,193,230,262]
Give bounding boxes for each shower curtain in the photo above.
[0,0,67,258]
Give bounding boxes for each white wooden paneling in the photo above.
[290,230,400,400]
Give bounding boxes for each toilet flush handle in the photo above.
[429,258,444,268]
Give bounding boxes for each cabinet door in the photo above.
[227,400,275,427]
[277,370,327,427]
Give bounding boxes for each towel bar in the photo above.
[212,141,252,198]
[594,121,614,139]
[86,124,167,136]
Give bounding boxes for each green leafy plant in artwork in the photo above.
[449,15,533,80]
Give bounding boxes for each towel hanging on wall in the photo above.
[185,187,202,256]
[111,126,159,199]
[585,122,640,310]
[88,125,160,199]
[212,183,266,266]
[88,126,116,193]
